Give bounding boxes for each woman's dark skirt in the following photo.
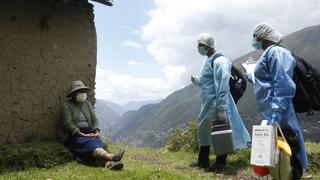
[64,127,106,163]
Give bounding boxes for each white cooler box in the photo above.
[211,129,236,155]
[250,123,277,167]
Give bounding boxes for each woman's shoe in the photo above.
[105,161,124,170]
[112,150,125,162]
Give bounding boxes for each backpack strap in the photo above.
[265,44,294,71]
[210,53,224,69]
[264,45,278,71]
[231,65,247,92]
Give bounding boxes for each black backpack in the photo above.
[266,46,320,115]
[211,54,247,104]
[292,54,320,114]
[230,65,247,104]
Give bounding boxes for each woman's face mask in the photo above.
[198,46,208,56]
[76,93,87,102]
[252,37,262,50]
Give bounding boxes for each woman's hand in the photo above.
[92,132,100,138]
[78,131,94,138]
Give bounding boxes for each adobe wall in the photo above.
[0,0,97,143]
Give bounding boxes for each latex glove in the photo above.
[269,111,282,125]
[191,75,201,86]
[191,76,197,83]
[244,72,253,83]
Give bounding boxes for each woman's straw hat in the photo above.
[67,80,90,97]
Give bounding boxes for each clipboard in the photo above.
[242,57,257,83]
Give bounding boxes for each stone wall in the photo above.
[0,0,97,143]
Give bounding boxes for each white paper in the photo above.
[242,57,257,83]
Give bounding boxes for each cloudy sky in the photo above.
[92,0,320,105]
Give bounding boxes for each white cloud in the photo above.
[142,0,320,86]
[162,65,186,80]
[95,67,184,104]
[127,59,156,67]
[122,40,143,49]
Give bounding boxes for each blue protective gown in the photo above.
[193,51,251,148]
[253,45,308,170]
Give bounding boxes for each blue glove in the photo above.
[269,111,282,125]
[217,109,228,124]
[244,72,253,83]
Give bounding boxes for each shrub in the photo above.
[165,119,199,152]
[0,140,73,172]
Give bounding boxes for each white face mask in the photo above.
[76,93,87,102]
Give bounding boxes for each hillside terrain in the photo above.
[95,100,121,135]
[111,85,201,147]
[95,99,161,136]
[122,100,162,112]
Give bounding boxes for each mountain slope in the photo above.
[98,100,126,117]
[111,24,320,147]
[123,100,161,112]
[95,99,163,136]
[111,85,200,147]
[94,99,121,134]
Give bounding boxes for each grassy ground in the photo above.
[0,142,319,180]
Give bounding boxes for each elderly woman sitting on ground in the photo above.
[57,80,124,170]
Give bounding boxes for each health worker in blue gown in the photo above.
[190,33,251,172]
[247,23,308,172]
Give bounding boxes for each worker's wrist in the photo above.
[273,108,283,113]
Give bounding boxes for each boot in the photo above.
[189,146,210,169]
[105,161,124,170]
[204,155,227,173]
[189,160,209,168]
[112,150,125,162]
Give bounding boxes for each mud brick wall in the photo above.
[0,0,97,143]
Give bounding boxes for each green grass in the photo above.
[0,141,319,180]
[0,144,219,180]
